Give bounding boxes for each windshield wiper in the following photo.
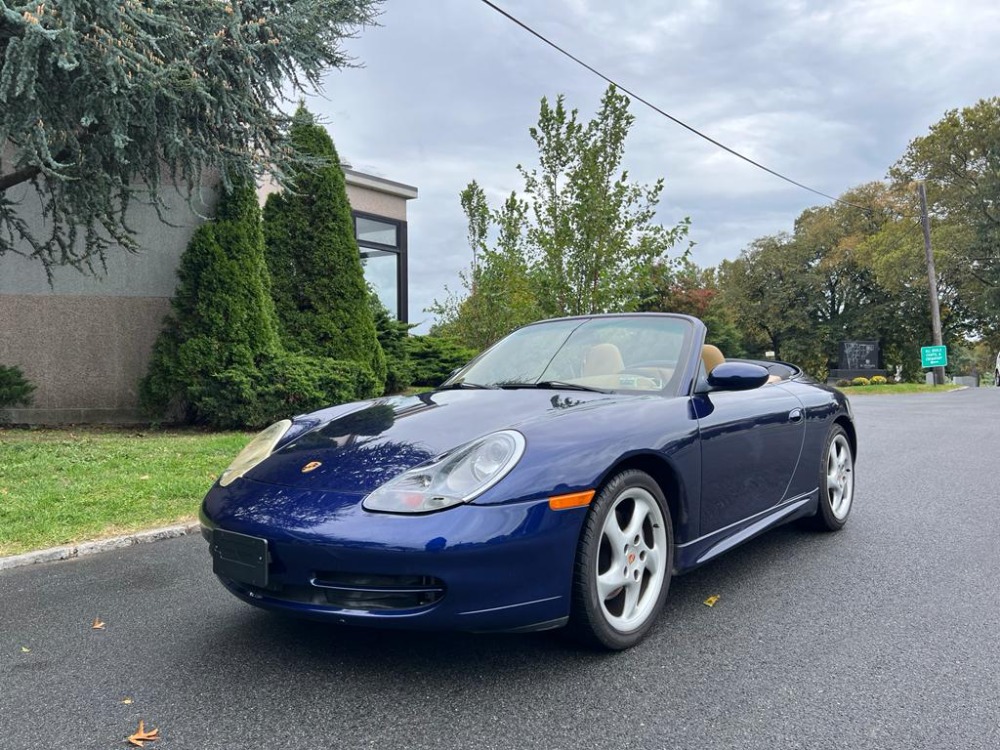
[500,381,609,393]
[437,381,496,390]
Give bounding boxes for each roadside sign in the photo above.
[920,345,947,368]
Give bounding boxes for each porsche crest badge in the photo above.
[301,461,322,473]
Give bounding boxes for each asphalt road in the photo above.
[2,388,998,750]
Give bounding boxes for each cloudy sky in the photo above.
[305,0,1000,330]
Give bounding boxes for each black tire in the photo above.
[567,469,673,651]
[994,370,999,387]
[808,424,855,532]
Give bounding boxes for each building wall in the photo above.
[0,185,217,424]
[0,296,172,423]
[346,184,408,222]
[343,169,416,224]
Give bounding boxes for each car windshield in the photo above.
[444,315,694,395]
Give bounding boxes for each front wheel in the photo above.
[568,469,673,650]
[808,425,855,531]
[994,370,999,387]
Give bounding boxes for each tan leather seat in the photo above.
[703,343,782,384]
[702,344,725,375]
[583,343,625,377]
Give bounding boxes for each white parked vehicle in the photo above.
[995,351,1000,387]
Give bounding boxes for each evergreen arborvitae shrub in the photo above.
[142,181,379,428]
[264,106,387,390]
[407,336,478,387]
[0,365,35,408]
[141,182,283,425]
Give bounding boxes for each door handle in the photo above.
[788,408,803,423]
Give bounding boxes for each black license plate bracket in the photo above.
[211,529,269,588]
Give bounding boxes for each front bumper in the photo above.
[200,479,586,632]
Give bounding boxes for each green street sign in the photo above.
[920,345,947,368]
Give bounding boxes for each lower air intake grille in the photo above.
[254,572,446,611]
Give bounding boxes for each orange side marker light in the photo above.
[548,489,596,510]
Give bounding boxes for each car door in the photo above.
[693,385,806,535]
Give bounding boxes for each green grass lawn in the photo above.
[836,383,963,395]
[0,427,251,557]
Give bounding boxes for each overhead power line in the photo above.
[479,0,869,212]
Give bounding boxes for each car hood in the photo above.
[242,388,634,495]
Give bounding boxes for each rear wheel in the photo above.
[994,369,999,387]
[568,470,673,650]
[808,425,855,531]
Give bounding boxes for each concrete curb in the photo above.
[0,522,201,572]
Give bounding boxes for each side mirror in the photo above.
[707,362,770,391]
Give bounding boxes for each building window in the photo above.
[357,217,398,247]
[354,212,407,322]
[361,248,399,319]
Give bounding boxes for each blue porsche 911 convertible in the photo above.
[201,313,856,650]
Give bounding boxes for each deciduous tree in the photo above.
[890,97,1000,327]
[432,86,689,349]
[431,183,539,349]
[522,87,689,316]
[639,258,745,357]
[717,233,821,369]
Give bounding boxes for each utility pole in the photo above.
[917,181,945,385]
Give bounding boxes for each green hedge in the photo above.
[0,365,35,409]
[199,353,377,429]
[371,292,413,394]
[407,336,478,387]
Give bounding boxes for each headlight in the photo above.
[219,419,292,487]
[363,430,526,513]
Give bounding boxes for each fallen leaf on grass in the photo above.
[139,475,151,481]
[92,617,106,630]
[126,720,159,747]
[703,594,720,607]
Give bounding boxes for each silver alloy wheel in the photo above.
[595,486,668,633]
[826,433,854,520]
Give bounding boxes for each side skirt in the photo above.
[475,616,570,634]
[674,489,818,572]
